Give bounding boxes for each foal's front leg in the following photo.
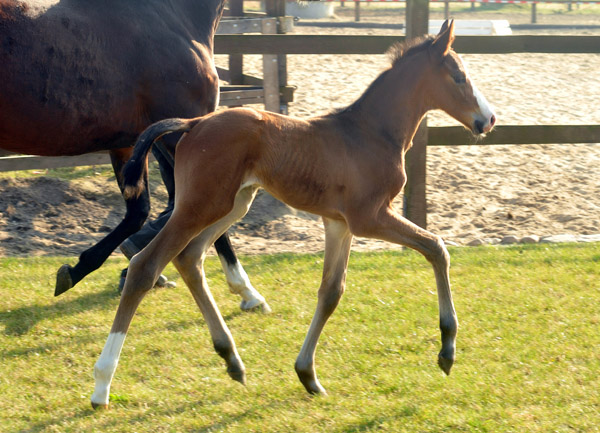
[360,208,458,374]
[295,218,353,395]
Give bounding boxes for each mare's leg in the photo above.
[91,214,198,408]
[295,218,353,395]
[215,234,270,313]
[55,148,150,296]
[354,208,458,375]
[171,185,261,384]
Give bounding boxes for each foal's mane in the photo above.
[328,35,436,118]
[386,35,436,66]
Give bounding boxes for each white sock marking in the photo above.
[91,332,126,406]
[218,257,265,306]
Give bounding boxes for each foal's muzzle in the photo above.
[473,114,496,135]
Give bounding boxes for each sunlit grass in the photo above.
[1,244,599,432]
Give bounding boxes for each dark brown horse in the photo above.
[0,0,268,310]
[90,20,496,407]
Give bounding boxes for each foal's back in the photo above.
[174,107,405,222]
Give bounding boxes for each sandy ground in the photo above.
[1,7,599,257]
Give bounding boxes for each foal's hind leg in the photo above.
[295,218,353,395]
[172,185,261,384]
[91,217,199,409]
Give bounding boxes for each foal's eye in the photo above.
[453,75,467,85]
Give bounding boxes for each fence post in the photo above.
[264,0,285,113]
[404,0,429,229]
[228,0,244,86]
[531,2,537,24]
[444,1,450,19]
[355,1,361,21]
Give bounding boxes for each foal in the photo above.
[91,20,495,407]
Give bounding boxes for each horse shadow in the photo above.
[0,287,117,337]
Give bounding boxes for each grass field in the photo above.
[1,243,599,432]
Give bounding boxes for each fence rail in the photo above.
[2,125,598,172]
[214,34,600,54]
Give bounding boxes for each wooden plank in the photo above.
[215,35,600,55]
[217,19,265,35]
[428,125,600,146]
[0,153,111,172]
[216,68,264,86]
[219,86,295,106]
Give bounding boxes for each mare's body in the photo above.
[91,21,496,407]
[0,0,266,310]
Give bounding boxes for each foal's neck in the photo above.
[346,58,431,153]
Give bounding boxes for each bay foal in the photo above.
[91,20,495,407]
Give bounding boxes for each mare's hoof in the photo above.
[155,274,176,289]
[240,299,272,314]
[118,271,175,294]
[55,265,73,296]
[91,402,109,410]
[437,353,454,375]
[227,367,247,385]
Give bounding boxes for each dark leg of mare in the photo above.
[117,140,177,290]
[119,138,177,260]
[55,148,151,296]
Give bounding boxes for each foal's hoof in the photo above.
[227,367,247,386]
[437,353,454,375]
[55,264,73,296]
[295,367,327,395]
[91,402,109,410]
[240,299,272,314]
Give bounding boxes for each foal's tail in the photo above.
[123,118,200,200]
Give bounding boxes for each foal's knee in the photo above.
[423,236,450,268]
[122,254,158,296]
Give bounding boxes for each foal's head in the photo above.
[392,20,496,135]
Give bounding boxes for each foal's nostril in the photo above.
[490,114,496,127]
[474,120,484,134]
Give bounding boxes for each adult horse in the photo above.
[0,0,268,311]
[90,20,496,407]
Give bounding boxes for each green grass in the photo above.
[1,244,599,432]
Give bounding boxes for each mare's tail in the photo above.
[123,118,200,199]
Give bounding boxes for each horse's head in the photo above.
[427,20,496,135]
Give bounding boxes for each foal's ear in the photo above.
[431,19,455,59]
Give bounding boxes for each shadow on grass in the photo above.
[0,287,118,336]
